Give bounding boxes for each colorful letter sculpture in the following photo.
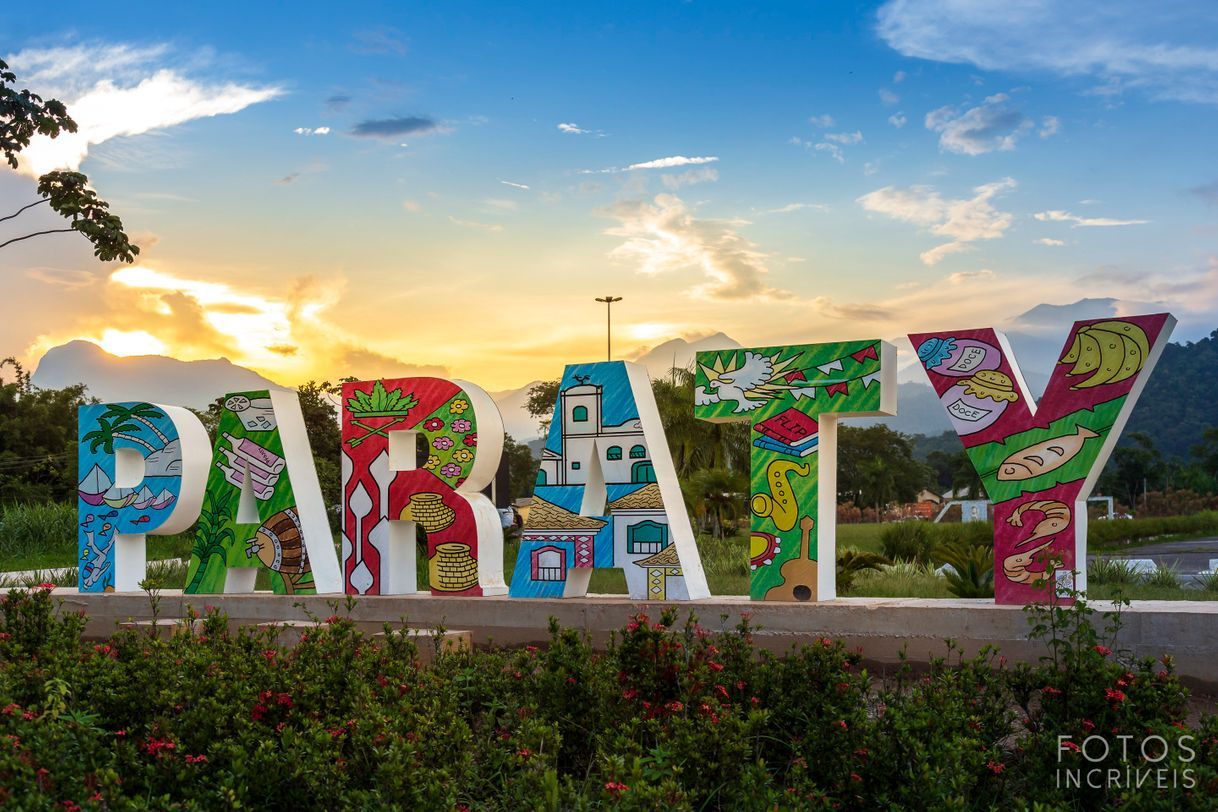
[184,390,341,595]
[78,402,209,592]
[910,314,1175,604]
[510,361,709,600]
[341,378,506,596]
[693,341,896,601]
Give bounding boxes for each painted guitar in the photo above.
[766,515,816,602]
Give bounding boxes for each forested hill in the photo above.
[1122,328,1218,460]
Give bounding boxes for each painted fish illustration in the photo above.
[133,515,151,524]
[101,510,118,519]
[997,425,1099,481]
[80,514,94,527]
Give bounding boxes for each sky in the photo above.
[3,0,1217,392]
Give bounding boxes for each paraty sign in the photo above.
[76,314,1174,605]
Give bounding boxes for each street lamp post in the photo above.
[595,295,622,360]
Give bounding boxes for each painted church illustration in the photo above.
[512,369,689,600]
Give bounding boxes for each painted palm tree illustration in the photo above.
[187,488,236,593]
[100,403,170,446]
[82,416,158,454]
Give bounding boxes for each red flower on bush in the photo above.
[604,782,629,798]
[1105,688,1127,703]
[1093,645,1112,657]
[142,737,176,757]
[185,754,208,765]
[38,583,56,591]
[1042,686,1062,696]
[516,748,533,760]
[986,760,1005,775]
[251,704,268,723]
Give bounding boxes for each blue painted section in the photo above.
[77,403,184,593]
[543,361,636,454]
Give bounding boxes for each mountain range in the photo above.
[29,300,1212,458]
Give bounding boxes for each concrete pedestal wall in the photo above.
[48,589,1218,689]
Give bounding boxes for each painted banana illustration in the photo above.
[997,425,1098,481]
[1058,320,1149,390]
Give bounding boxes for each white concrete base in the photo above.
[47,589,1218,688]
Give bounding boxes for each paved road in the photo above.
[1088,538,1218,577]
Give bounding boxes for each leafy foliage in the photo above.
[1,60,139,262]
[2,591,1217,808]
[932,539,996,598]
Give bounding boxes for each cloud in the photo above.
[402,200,422,212]
[876,0,1218,104]
[325,94,351,112]
[603,193,789,300]
[879,88,900,105]
[7,42,283,176]
[275,173,299,185]
[1033,210,1149,227]
[557,122,589,134]
[448,216,503,232]
[351,26,408,55]
[824,130,863,144]
[293,126,330,136]
[814,142,844,163]
[893,70,907,83]
[813,297,894,321]
[581,155,719,175]
[350,116,439,139]
[661,167,719,189]
[857,178,1016,265]
[627,155,718,170]
[808,114,835,127]
[888,112,907,128]
[1190,180,1218,206]
[762,202,827,215]
[925,93,1035,155]
[500,180,530,190]
[1039,115,1060,137]
[1035,237,1066,246]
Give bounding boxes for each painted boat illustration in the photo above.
[102,485,138,509]
[78,464,113,506]
[151,489,176,509]
[132,485,157,509]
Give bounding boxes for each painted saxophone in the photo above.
[752,460,810,532]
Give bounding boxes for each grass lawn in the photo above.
[5,511,1218,601]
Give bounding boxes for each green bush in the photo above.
[0,502,76,560]
[1144,563,1182,589]
[1087,511,1218,548]
[1089,557,1139,586]
[879,520,935,562]
[2,589,1218,807]
[933,540,995,598]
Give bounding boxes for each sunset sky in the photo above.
[3,1,1217,392]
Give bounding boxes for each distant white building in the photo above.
[537,383,656,486]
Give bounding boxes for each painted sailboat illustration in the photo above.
[133,485,157,509]
[77,465,113,506]
[102,485,138,509]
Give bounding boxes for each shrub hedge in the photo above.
[2,587,1217,808]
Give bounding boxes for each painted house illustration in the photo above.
[537,382,657,486]
[514,483,688,600]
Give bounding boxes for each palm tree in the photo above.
[100,403,170,447]
[81,416,157,455]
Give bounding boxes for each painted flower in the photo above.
[440,463,462,478]
[451,418,472,433]
[464,432,478,447]
[423,417,445,432]
[424,455,440,470]
[433,436,454,451]
[449,399,469,415]
[453,448,473,463]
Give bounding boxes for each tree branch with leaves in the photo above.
[0,58,139,262]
